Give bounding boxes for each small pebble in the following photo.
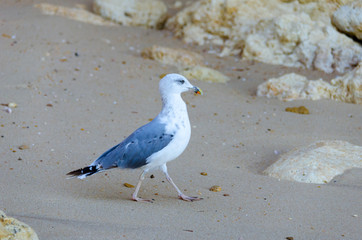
[285,106,309,114]
[200,172,208,176]
[123,183,135,188]
[18,145,29,150]
[8,102,17,108]
[209,185,221,192]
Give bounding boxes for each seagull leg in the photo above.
[132,171,152,203]
[161,164,202,202]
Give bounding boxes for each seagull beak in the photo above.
[193,86,203,95]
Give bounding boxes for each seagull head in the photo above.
[159,73,203,96]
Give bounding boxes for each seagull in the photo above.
[67,73,203,202]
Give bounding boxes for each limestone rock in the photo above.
[330,61,362,104]
[93,0,167,29]
[166,0,286,54]
[141,45,205,68]
[180,66,230,83]
[256,73,332,101]
[0,210,39,240]
[34,3,116,26]
[257,62,362,104]
[263,140,362,184]
[243,13,362,73]
[332,1,362,40]
[166,0,362,73]
[141,45,229,83]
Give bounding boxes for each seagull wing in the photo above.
[92,120,174,169]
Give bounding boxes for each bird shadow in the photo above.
[64,173,171,203]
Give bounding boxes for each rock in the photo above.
[330,61,362,104]
[263,140,362,184]
[209,185,222,192]
[141,45,205,68]
[18,144,30,150]
[142,45,229,82]
[257,63,362,104]
[93,0,168,29]
[166,0,362,73]
[285,106,310,114]
[332,1,362,41]
[0,210,39,240]
[34,3,116,26]
[244,13,362,73]
[8,103,17,108]
[256,73,331,101]
[166,0,281,54]
[180,66,230,83]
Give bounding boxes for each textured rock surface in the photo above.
[243,13,362,73]
[263,140,362,184]
[141,45,229,82]
[180,66,230,83]
[166,0,362,73]
[330,61,362,104]
[256,73,331,101]
[93,0,167,29]
[141,45,205,68]
[257,62,362,104]
[0,210,39,240]
[332,1,362,40]
[34,3,116,26]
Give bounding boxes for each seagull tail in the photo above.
[66,165,102,179]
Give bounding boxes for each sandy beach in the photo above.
[1,0,361,239]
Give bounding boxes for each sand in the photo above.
[0,0,361,239]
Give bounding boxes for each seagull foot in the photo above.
[132,197,153,203]
[179,194,203,202]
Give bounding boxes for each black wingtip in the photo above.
[66,168,84,177]
[66,165,100,179]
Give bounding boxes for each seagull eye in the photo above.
[177,79,185,84]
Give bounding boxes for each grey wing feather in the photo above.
[92,120,174,169]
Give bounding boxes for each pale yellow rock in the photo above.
[142,45,229,83]
[257,64,362,104]
[167,0,287,52]
[93,0,167,29]
[256,73,331,101]
[34,3,116,26]
[263,140,362,184]
[332,0,362,40]
[243,13,362,73]
[180,66,230,83]
[141,45,205,68]
[0,210,39,240]
[8,103,17,108]
[330,61,362,104]
[166,0,362,73]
